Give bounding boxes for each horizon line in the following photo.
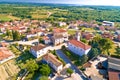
[0,1,120,7]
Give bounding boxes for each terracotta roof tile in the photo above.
[69,39,91,50]
[43,53,62,67]
[108,70,120,80]
[31,44,46,51]
[0,47,14,61]
[53,28,67,33]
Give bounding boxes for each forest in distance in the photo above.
[0,3,120,23]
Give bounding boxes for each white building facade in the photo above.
[30,44,48,58]
[43,53,63,73]
[68,39,91,56]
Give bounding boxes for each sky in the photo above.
[0,0,120,6]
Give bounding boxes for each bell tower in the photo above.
[75,31,81,41]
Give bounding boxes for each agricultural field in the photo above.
[0,59,20,80]
[0,14,20,21]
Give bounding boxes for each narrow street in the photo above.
[56,49,87,80]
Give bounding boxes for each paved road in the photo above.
[56,49,87,80]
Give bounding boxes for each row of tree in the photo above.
[6,29,24,41]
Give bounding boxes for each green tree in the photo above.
[88,48,99,59]
[104,39,113,55]
[25,59,39,73]
[98,38,113,55]
[39,37,44,44]
[66,68,73,77]
[115,46,120,56]
[26,28,31,33]
[6,29,12,38]
[79,55,88,65]
[39,76,48,80]
[12,30,21,41]
[39,64,51,76]
[81,38,87,43]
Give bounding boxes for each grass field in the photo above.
[0,14,20,21]
[81,28,95,32]
[68,29,77,35]
[32,14,48,19]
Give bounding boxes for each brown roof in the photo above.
[53,28,67,33]
[31,44,46,51]
[0,42,9,47]
[108,70,120,80]
[52,34,64,39]
[43,53,62,67]
[102,32,113,39]
[0,47,14,61]
[69,39,91,50]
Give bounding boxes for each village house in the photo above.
[59,22,66,27]
[98,26,105,31]
[81,32,94,40]
[102,32,114,40]
[0,47,15,64]
[68,24,78,30]
[52,35,64,46]
[26,29,44,38]
[0,42,9,47]
[43,53,63,73]
[0,25,6,33]
[108,57,120,80]
[43,36,51,45]
[52,28,68,45]
[30,44,48,58]
[68,39,91,56]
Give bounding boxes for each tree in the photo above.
[98,38,113,55]
[104,39,113,55]
[39,64,51,76]
[81,38,87,43]
[26,28,31,33]
[12,30,21,41]
[88,48,99,60]
[39,76,48,80]
[6,29,12,38]
[66,68,73,77]
[115,46,120,56]
[25,59,39,73]
[39,37,44,44]
[79,55,88,65]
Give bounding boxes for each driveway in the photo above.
[56,49,87,80]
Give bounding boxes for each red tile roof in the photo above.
[108,70,120,80]
[53,28,67,33]
[69,39,91,50]
[0,42,9,47]
[43,53,62,67]
[31,44,47,51]
[0,47,14,61]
